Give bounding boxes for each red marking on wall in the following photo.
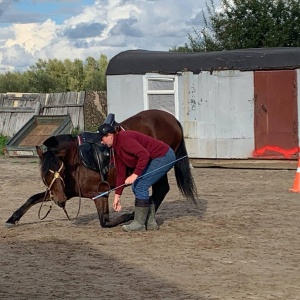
[252,146,299,159]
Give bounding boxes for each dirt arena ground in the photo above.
[1,156,300,300]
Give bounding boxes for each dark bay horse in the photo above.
[5,109,198,228]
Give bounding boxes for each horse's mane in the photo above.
[43,134,75,151]
[40,134,76,177]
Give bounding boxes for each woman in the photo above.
[98,123,176,232]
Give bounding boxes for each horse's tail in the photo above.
[174,121,198,206]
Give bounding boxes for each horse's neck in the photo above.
[65,142,81,168]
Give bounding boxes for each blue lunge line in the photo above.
[92,155,188,200]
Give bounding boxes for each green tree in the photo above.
[82,55,108,91]
[172,0,300,52]
[47,59,68,91]
[64,58,84,91]
[98,54,108,91]
[0,55,108,93]
[28,59,56,92]
[28,69,56,93]
[0,72,24,92]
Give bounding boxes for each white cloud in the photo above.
[5,19,57,54]
[0,0,219,73]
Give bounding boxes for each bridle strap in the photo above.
[47,162,65,190]
[39,160,83,221]
[39,161,67,220]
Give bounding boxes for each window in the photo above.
[143,75,178,117]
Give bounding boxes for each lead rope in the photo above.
[38,189,54,220]
[38,161,81,221]
[37,162,65,220]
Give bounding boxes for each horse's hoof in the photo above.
[5,222,15,228]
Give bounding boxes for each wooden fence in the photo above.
[0,91,106,137]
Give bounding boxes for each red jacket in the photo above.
[112,130,169,195]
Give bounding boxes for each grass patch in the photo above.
[71,126,82,137]
[0,135,9,155]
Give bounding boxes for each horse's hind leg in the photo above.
[151,174,170,211]
[5,192,47,227]
[146,175,170,230]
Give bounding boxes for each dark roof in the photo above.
[106,47,300,75]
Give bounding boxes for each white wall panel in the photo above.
[214,71,254,158]
[107,75,144,121]
[181,70,254,158]
[107,70,255,159]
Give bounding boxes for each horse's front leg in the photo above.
[5,192,47,227]
[102,212,134,228]
[93,195,110,227]
[93,196,134,228]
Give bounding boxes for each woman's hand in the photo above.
[113,194,122,212]
[125,173,138,185]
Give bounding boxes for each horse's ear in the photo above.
[36,146,43,159]
[43,136,58,148]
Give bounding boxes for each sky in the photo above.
[0,0,220,73]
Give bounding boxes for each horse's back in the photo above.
[121,109,182,151]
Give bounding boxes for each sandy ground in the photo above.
[1,156,300,300]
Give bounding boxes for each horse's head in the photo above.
[36,136,70,208]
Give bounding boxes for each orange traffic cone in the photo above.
[289,159,300,192]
